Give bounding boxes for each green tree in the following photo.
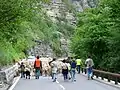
[71,0,120,72]
[0,0,75,65]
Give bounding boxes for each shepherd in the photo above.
[34,56,42,79]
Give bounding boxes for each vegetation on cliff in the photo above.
[0,0,74,65]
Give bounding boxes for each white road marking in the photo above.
[56,80,65,90]
[8,76,21,90]
[59,84,65,90]
[8,75,65,90]
[56,80,59,84]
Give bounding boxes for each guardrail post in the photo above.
[115,77,118,85]
[101,75,104,80]
[96,73,98,78]
[108,75,110,82]
[100,72,104,80]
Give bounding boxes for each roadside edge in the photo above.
[8,76,21,90]
[81,73,120,89]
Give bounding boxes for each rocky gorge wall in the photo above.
[27,0,98,58]
[70,0,98,11]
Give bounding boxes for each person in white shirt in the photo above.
[50,58,58,82]
[66,61,71,80]
[85,56,94,80]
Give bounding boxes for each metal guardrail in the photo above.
[81,67,120,85]
[0,64,18,85]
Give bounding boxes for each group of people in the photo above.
[19,55,94,82]
[49,56,94,82]
[49,58,77,82]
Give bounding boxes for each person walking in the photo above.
[20,62,25,78]
[50,58,58,82]
[66,60,71,80]
[34,56,42,79]
[62,60,68,81]
[85,56,94,80]
[76,58,82,74]
[49,60,53,78]
[71,60,77,82]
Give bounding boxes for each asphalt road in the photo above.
[13,74,119,90]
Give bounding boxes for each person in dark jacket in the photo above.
[20,62,25,78]
[49,60,53,78]
[62,59,68,81]
[71,60,77,82]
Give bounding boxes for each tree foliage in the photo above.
[0,0,75,65]
[71,0,120,72]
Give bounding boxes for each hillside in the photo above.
[27,0,99,58]
[0,0,98,65]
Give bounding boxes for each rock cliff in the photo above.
[28,0,98,58]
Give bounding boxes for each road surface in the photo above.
[13,74,119,90]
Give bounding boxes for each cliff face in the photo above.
[28,0,98,57]
[46,0,98,24]
[70,0,98,12]
[51,0,98,11]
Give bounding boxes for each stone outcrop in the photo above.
[43,1,76,25]
[28,43,53,57]
[70,0,97,11]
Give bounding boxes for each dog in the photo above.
[25,68,31,79]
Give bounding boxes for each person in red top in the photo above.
[34,56,42,79]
